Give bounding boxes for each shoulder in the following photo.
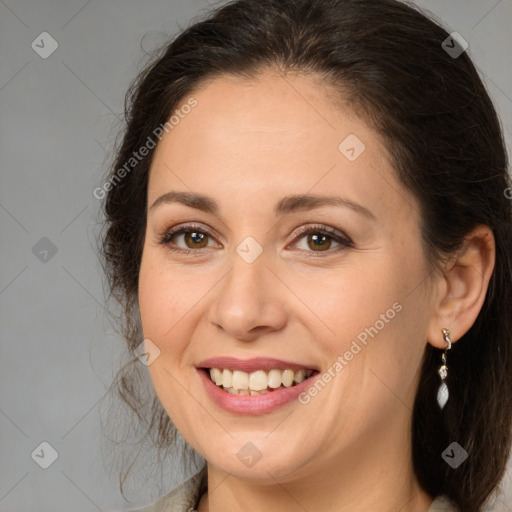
[126,465,207,512]
[428,495,459,512]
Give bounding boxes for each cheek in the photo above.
[305,261,404,350]
[138,256,166,338]
[138,249,220,368]
[315,248,429,386]
[138,251,190,354]
[137,253,204,425]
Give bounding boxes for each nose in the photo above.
[207,247,288,342]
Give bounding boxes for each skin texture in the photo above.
[138,69,495,512]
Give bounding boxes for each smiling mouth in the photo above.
[202,367,318,396]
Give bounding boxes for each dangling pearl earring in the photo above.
[437,328,452,409]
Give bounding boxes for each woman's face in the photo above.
[138,70,437,483]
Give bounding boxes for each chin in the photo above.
[198,436,316,484]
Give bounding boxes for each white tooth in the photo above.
[226,387,238,394]
[232,370,249,390]
[238,389,249,395]
[249,370,268,391]
[215,367,313,391]
[294,369,306,384]
[268,369,282,388]
[210,368,222,386]
[282,369,294,387]
[222,369,233,388]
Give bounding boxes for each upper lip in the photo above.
[197,357,318,373]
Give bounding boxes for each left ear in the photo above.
[426,225,496,349]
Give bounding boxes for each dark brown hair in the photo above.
[98,0,512,509]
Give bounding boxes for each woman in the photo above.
[99,0,512,511]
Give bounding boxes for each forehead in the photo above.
[147,70,416,225]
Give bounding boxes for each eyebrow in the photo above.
[149,191,376,220]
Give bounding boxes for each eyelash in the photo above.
[157,222,354,258]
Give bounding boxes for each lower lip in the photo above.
[197,369,319,416]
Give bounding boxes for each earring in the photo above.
[437,328,452,409]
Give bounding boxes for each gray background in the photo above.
[1,0,511,510]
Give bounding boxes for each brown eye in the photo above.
[182,230,209,249]
[306,233,332,251]
[158,224,215,253]
[291,224,353,257]
[158,223,353,257]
